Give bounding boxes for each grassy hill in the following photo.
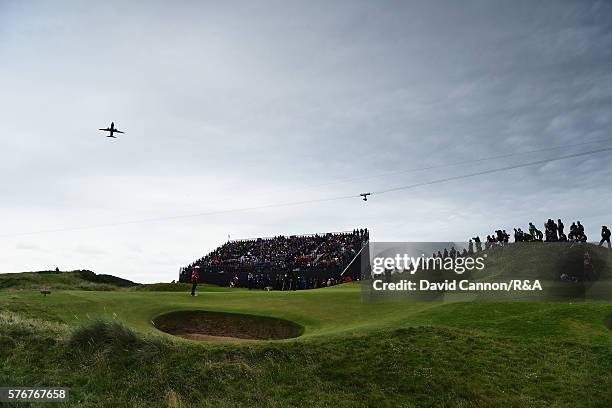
[1,283,611,407]
[478,242,612,279]
[1,245,611,407]
[0,271,231,293]
[375,242,612,302]
[0,270,138,291]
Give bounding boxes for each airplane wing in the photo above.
[114,130,125,134]
[99,128,111,131]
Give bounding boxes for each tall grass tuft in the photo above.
[67,319,169,364]
[166,389,183,408]
[0,311,67,337]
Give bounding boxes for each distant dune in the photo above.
[0,270,138,291]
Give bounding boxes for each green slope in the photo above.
[477,242,612,279]
[1,283,611,407]
[0,270,138,291]
[0,271,233,293]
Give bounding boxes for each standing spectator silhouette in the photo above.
[568,222,577,240]
[472,236,482,252]
[545,219,558,241]
[502,230,510,243]
[577,221,585,238]
[528,223,537,239]
[599,226,611,248]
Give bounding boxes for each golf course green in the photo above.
[1,275,611,407]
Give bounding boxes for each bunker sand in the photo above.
[153,310,304,341]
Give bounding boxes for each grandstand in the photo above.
[179,229,369,289]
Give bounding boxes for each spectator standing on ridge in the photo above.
[535,227,543,241]
[545,219,558,242]
[600,226,611,248]
[191,266,200,296]
[568,221,587,242]
[473,236,482,252]
[502,230,510,243]
[568,222,577,240]
[528,223,537,239]
[557,219,564,237]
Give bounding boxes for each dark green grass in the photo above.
[2,241,610,407]
[0,271,234,294]
[479,242,612,280]
[0,270,136,291]
[130,282,193,292]
[130,282,239,292]
[0,280,611,406]
[1,310,610,407]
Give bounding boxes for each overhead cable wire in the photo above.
[304,136,612,189]
[3,146,612,238]
[156,136,612,207]
[371,146,612,195]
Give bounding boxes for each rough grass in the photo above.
[130,283,236,292]
[131,282,194,292]
[0,270,236,293]
[0,270,136,291]
[1,260,611,407]
[478,242,612,279]
[1,311,610,407]
[605,312,612,331]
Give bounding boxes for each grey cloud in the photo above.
[1,0,611,282]
[16,242,42,251]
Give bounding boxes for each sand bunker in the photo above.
[153,310,304,341]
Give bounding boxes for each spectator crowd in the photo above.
[180,219,611,290]
[475,218,610,249]
[420,219,611,285]
[429,218,611,261]
[180,229,369,290]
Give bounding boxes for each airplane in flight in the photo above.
[360,193,371,201]
[98,122,125,138]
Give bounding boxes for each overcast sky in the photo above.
[1,0,612,283]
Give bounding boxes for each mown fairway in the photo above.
[1,283,611,407]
